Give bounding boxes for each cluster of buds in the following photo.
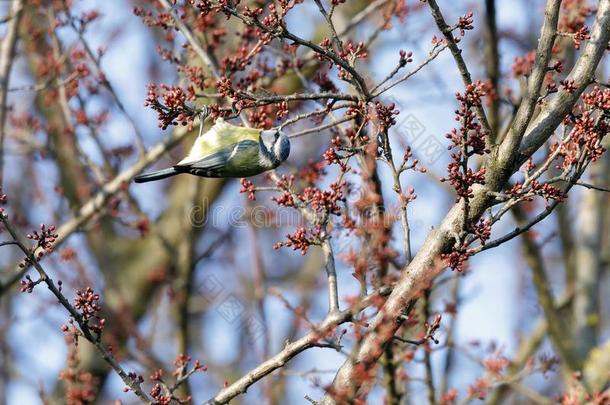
[60,247,77,261]
[340,248,369,285]
[216,76,236,99]
[467,378,490,401]
[443,217,492,271]
[299,181,345,216]
[442,159,486,200]
[0,187,6,214]
[423,313,442,344]
[144,83,196,129]
[277,0,305,12]
[343,124,370,146]
[271,175,296,207]
[239,178,256,200]
[554,87,610,170]
[457,11,474,36]
[558,0,595,34]
[298,160,328,184]
[123,372,145,394]
[173,353,207,376]
[483,352,510,377]
[59,341,97,405]
[530,180,566,204]
[149,384,172,405]
[73,287,106,334]
[549,60,564,74]
[440,389,459,405]
[243,104,287,129]
[442,244,473,272]
[26,223,58,257]
[471,218,492,245]
[441,82,489,200]
[399,146,427,173]
[560,79,577,93]
[190,0,227,17]
[572,26,591,49]
[178,64,207,90]
[133,7,174,32]
[583,86,610,110]
[323,147,351,172]
[135,217,150,238]
[341,41,368,61]
[373,102,399,133]
[128,372,145,384]
[559,372,610,405]
[273,225,323,255]
[451,83,489,154]
[512,50,536,77]
[261,3,282,29]
[20,274,39,293]
[398,49,413,67]
[313,69,339,92]
[147,354,207,403]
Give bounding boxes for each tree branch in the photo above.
[426,0,493,138]
[319,1,610,402]
[0,0,24,186]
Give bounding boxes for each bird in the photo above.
[134,118,290,183]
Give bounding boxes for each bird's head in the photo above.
[260,128,290,167]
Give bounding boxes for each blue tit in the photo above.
[134,118,290,183]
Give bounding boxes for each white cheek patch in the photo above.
[259,152,273,168]
[274,137,283,159]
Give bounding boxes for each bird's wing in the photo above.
[174,140,258,177]
[178,119,260,166]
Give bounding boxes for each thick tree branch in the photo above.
[0,0,24,186]
[484,0,500,139]
[319,1,610,402]
[518,0,610,160]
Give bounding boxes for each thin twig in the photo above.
[288,116,354,138]
[322,239,339,314]
[426,0,492,137]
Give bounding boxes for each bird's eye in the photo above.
[274,131,280,138]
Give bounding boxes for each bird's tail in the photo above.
[134,167,179,183]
